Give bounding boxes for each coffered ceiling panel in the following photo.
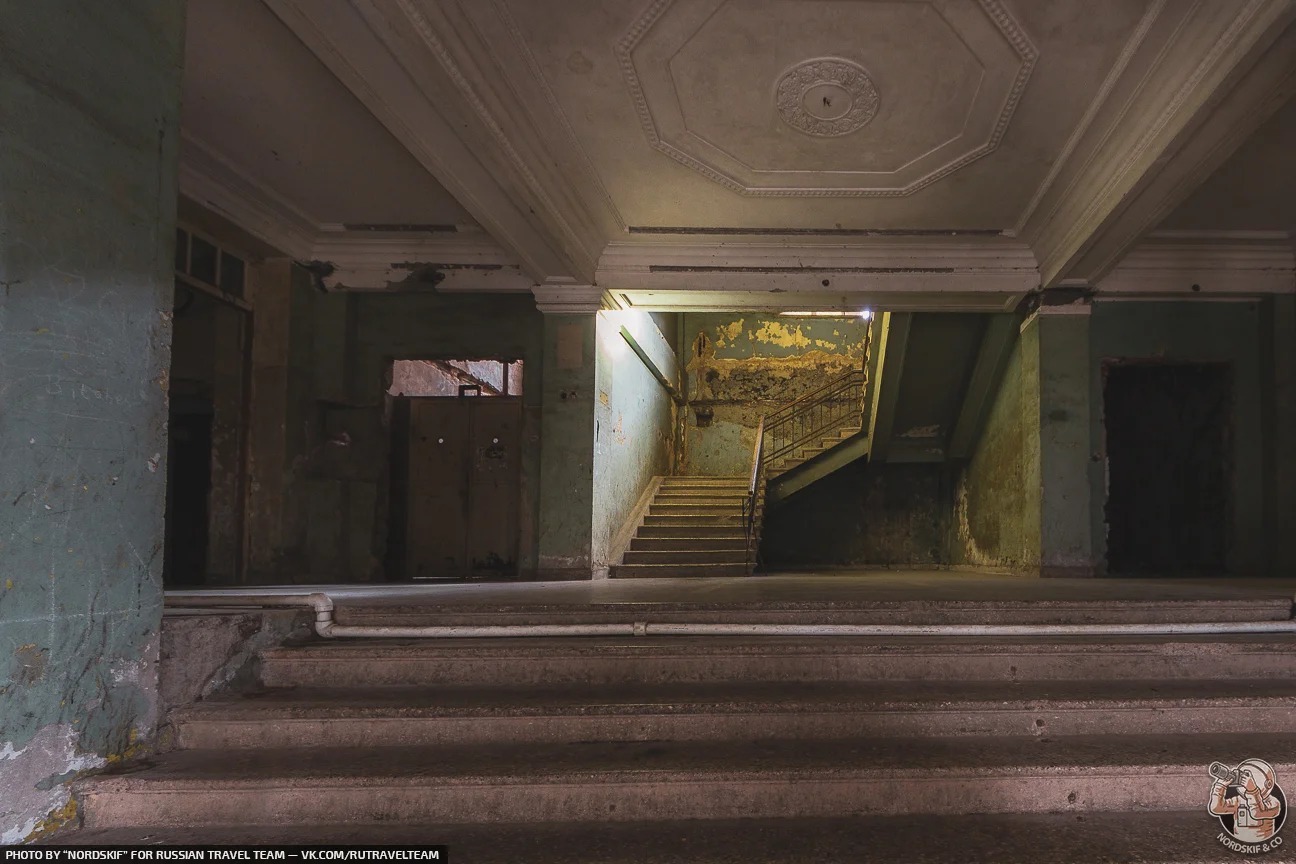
[498,0,1153,229]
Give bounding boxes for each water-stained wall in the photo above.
[0,2,183,841]
[681,314,869,475]
[952,324,1042,570]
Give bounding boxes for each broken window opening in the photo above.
[388,359,524,398]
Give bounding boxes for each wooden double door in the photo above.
[396,397,522,579]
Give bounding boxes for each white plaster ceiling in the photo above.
[1158,95,1296,234]
[181,0,472,229]
[498,0,1152,229]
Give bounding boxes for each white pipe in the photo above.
[164,591,1296,639]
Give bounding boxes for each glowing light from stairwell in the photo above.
[777,310,874,318]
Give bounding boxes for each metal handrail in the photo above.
[762,371,864,465]
[743,417,765,562]
[763,366,862,423]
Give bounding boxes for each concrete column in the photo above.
[205,304,246,581]
[534,284,601,579]
[0,2,184,841]
[1024,305,1096,578]
[244,260,294,581]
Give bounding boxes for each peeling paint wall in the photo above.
[592,312,676,569]
[0,1,183,841]
[680,314,869,475]
[953,325,1041,570]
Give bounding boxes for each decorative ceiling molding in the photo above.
[1021,0,1296,287]
[179,132,318,260]
[615,0,1038,197]
[1097,236,1296,297]
[261,0,579,282]
[531,278,611,313]
[314,230,532,292]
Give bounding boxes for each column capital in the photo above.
[532,278,618,314]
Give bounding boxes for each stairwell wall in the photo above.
[591,312,677,572]
[678,314,870,475]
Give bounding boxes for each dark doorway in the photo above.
[1103,363,1230,575]
[163,402,213,586]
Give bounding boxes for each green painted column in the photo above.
[535,297,599,579]
[1026,306,1096,578]
[0,1,184,840]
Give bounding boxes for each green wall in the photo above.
[592,312,677,569]
[0,1,183,840]
[954,325,1041,570]
[1088,301,1269,575]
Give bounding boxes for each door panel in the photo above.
[467,399,521,575]
[407,399,469,577]
[402,396,521,578]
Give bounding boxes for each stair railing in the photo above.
[742,417,765,570]
[761,366,866,469]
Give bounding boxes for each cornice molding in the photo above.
[532,279,609,314]
[1097,237,1296,297]
[598,236,1039,312]
[313,230,532,292]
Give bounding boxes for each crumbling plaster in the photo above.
[0,0,184,840]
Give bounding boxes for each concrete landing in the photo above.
[168,572,1296,627]
[51,812,1293,862]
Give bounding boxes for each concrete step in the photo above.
[622,549,749,565]
[649,503,745,516]
[332,597,1294,628]
[660,476,746,484]
[629,537,749,552]
[654,492,748,503]
[642,514,746,526]
[173,679,1296,749]
[76,734,1296,826]
[48,811,1272,862]
[258,635,1296,688]
[612,562,750,578]
[634,525,747,539]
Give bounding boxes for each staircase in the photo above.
[611,476,753,578]
[69,603,1296,858]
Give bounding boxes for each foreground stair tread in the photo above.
[48,812,1278,863]
[87,733,1296,785]
[179,678,1296,717]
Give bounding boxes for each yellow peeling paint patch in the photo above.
[26,799,77,841]
[750,321,811,349]
[4,579,12,591]
[713,319,744,348]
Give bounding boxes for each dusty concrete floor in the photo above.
[169,571,1296,608]
[51,813,1296,862]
